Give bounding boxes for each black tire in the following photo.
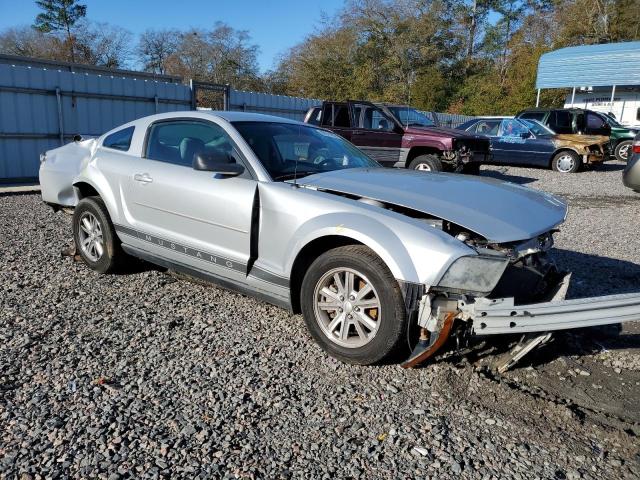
[72,196,124,273]
[551,150,581,173]
[614,140,633,162]
[461,162,481,175]
[300,245,408,365]
[408,154,442,172]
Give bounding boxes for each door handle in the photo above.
[352,131,366,135]
[133,173,153,183]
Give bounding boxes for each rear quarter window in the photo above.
[103,126,135,151]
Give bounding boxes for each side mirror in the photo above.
[193,151,245,177]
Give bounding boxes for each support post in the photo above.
[189,79,196,110]
[570,87,576,107]
[536,88,541,107]
[154,95,159,113]
[223,84,230,111]
[55,87,64,146]
[610,85,616,106]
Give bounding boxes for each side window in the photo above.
[500,119,528,137]
[636,108,640,121]
[520,112,546,121]
[474,120,500,136]
[550,111,572,133]
[103,126,134,151]
[333,105,351,128]
[321,104,333,127]
[587,112,607,130]
[352,103,394,131]
[145,121,239,168]
[306,107,322,126]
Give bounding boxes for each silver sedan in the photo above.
[39,111,640,368]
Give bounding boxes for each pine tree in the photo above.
[33,0,87,62]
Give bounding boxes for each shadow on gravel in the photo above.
[591,162,626,172]
[480,168,538,185]
[551,248,640,297]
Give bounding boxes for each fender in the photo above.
[72,166,120,222]
[284,211,473,285]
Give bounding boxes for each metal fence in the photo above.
[229,89,321,121]
[0,57,475,182]
[422,111,475,129]
[0,63,191,181]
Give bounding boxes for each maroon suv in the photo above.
[304,101,489,173]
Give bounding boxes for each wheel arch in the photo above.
[72,176,120,223]
[406,146,443,166]
[550,147,580,167]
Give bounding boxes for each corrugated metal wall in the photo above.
[229,89,321,121]
[0,64,191,181]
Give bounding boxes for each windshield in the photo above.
[232,122,380,181]
[600,112,623,128]
[387,107,435,127]
[520,119,554,136]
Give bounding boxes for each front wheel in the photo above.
[552,151,581,173]
[614,140,633,162]
[73,196,125,273]
[409,154,443,172]
[300,245,408,365]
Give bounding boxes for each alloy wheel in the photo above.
[78,212,104,262]
[313,268,381,348]
[415,163,431,171]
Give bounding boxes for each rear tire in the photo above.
[409,154,442,172]
[614,140,632,162]
[552,151,581,173]
[73,196,125,273]
[300,245,408,365]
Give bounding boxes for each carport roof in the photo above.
[536,41,640,89]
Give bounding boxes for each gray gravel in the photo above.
[1,162,639,479]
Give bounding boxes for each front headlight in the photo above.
[436,254,509,295]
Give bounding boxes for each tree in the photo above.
[137,29,180,74]
[33,0,87,62]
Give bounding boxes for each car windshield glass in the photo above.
[520,119,554,136]
[232,122,380,181]
[600,113,623,128]
[387,107,435,127]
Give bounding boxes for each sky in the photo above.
[0,0,346,72]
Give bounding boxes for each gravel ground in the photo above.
[1,162,639,479]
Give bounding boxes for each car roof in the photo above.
[128,110,304,126]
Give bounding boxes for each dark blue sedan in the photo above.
[456,117,607,173]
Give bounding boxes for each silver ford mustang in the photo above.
[39,111,640,369]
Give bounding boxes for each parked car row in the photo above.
[38,111,640,369]
[304,102,635,175]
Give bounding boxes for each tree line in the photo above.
[1,0,638,115]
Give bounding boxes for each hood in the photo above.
[554,134,609,145]
[297,168,567,243]
[404,125,478,139]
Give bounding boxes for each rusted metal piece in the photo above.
[61,241,81,262]
[401,312,456,368]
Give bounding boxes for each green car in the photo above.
[598,112,638,162]
[517,108,638,162]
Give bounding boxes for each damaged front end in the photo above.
[401,226,640,371]
[442,137,491,171]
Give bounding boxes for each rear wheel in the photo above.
[300,245,408,365]
[409,154,442,172]
[552,151,581,173]
[614,140,633,162]
[73,196,125,273]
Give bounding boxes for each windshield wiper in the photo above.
[274,171,317,181]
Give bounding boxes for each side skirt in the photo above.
[122,244,292,311]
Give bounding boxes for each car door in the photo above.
[491,119,534,165]
[121,118,257,283]
[349,102,404,166]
